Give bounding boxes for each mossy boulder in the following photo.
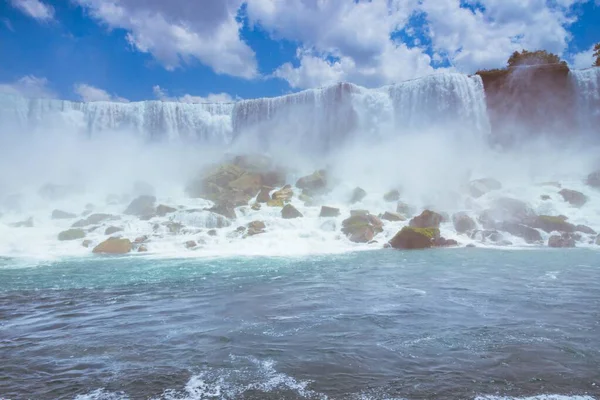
[341,214,383,243]
[58,228,86,241]
[389,226,440,249]
[267,199,284,207]
[529,215,575,233]
[383,190,400,202]
[296,169,327,193]
[559,189,588,207]
[350,187,367,203]
[92,238,132,254]
[282,204,303,219]
[72,213,118,227]
[586,170,600,189]
[272,185,293,202]
[409,210,444,229]
[52,209,77,219]
[548,234,576,248]
[156,204,177,217]
[319,206,340,217]
[469,178,502,198]
[381,211,405,222]
[452,212,476,234]
[247,220,266,236]
[124,195,156,217]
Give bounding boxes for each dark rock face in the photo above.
[383,190,400,202]
[124,195,156,217]
[52,210,77,219]
[93,238,132,254]
[281,204,303,219]
[342,214,383,243]
[548,234,576,248]
[58,228,86,241]
[452,212,476,233]
[409,210,444,229]
[319,206,340,217]
[469,178,502,198]
[350,187,367,203]
[185,240,197,249]
[389,226,439,249]
[559,189,588,207]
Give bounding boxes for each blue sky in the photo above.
[1,0,599,103]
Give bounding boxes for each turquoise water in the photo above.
[1,249,599,399]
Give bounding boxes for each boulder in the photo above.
[396,201,413,216]
[209,202,236,219]
[409,210,444,229]
[469,178,502,198]
[267,199,284,207]
[319,206,340,217]
[185,163,252,206]
[104,226,123,235]
[383,190,400,202]
[272,185,293,202]
[575,225,596,235]
[138,245,148,252]
[228,172,263,196]
[52,209,77,219]
[528,215,575,233]
[548,234,576,248]
[540,195,551,201]
[586,170,600,189]
[452,212,476,234]
[72,213,118,228]
[256,186,273,203]
[296,170,327,193]
[381,211,405,222]
[247,220,266,236]
[134,235,149,244]
[559,189,588,207]
[11,217,33,228]
[164,222,184,234]
[341,214,383,243]
[207,229,217,237]
[350,187,367,203]
[58,228,86,241]
[434,237,459,247]
[82,239,92,248]
[156,204,177,217]
[497,222,542,243]
[282,204,303,219]
[389,226,439,249]
[92,238,132,254]
[124,195,156,217]
[185,240,197,249]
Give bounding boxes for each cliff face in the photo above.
[477,64,576,145]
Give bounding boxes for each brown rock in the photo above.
[282,204,303,219]
[389,226,439,249]
[296,170,327,193]
[209,202,236,219]
[548,234,575,248]
[93,238,132,254]
[138,245,148,252]
[452,212,476,234]
[272,185,293,202]
[257,186,273,203]
[247,220,266,236]
[410,210,444,229]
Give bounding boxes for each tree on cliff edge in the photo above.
[507,50,567,68]
[594,43,600,67]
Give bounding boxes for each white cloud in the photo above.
[0,75,56,98]
[75,0,257,78]
[73,83,129,102]
[153,85,235,103]
[570,45,596,69]
[9,0,54,22]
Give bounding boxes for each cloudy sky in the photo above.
[1,0,599,102]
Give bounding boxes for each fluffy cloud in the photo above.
[570,45,597,69]
[73,83,129,102]
[9,0,54,21]
[75,0,257,78]
[0,75,56,98]
[152,85,235,103]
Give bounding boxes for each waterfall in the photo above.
[570,68,600,134]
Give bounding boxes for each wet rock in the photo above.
[389,226,439,249]
[559,189,588,207]
[209,202,236,219]
[350,209,369,217]
[381,211,405,222]
[452,212,476,234]
[596,235,600,245]
[470,230,503,243]
[124,195,156,217]
[497,222,542,244]
[350,187,367,203]
[540,195,551,201]
[72,213,118,228]
[82,239,92,248]
[52,209,77,219]
[207,229,218,237]
[165,222,184,234]
[548,234,576,248]
[469,178,502,198]
[93,238,132,254]
[256,186,273,203]
[409,210,444,229]
[156,204,177,217]
[575,225,596,235]
[104,226,123,235]
[134,235,149,244]
[267,199,284,207]
[185,240,197,249]
[251,202,261,211]
[319,206,340,217]
[383,190,400,202]
[528,215,575,233]
[586,170,600,189]
[11,217,33,228]
[282,204,303,219]
[433,237,459,247]
[138,245,148,252]
[186,163,252,206]
[272,185,294,202]
[247,220,266,236]
[342,214,383,243]
[58,228,86,241]
[296,170,328,194]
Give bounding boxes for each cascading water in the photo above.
[570,68,600,134]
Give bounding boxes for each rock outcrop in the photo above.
[528,215,575,233]
[247,220,266,236]
[156,205,177,217]
[208,202,237,219]
[272,185,293,202]
[92,238,132,254]
[104,226,123,235]
[296,170,328,195]
[73,214,118,229]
